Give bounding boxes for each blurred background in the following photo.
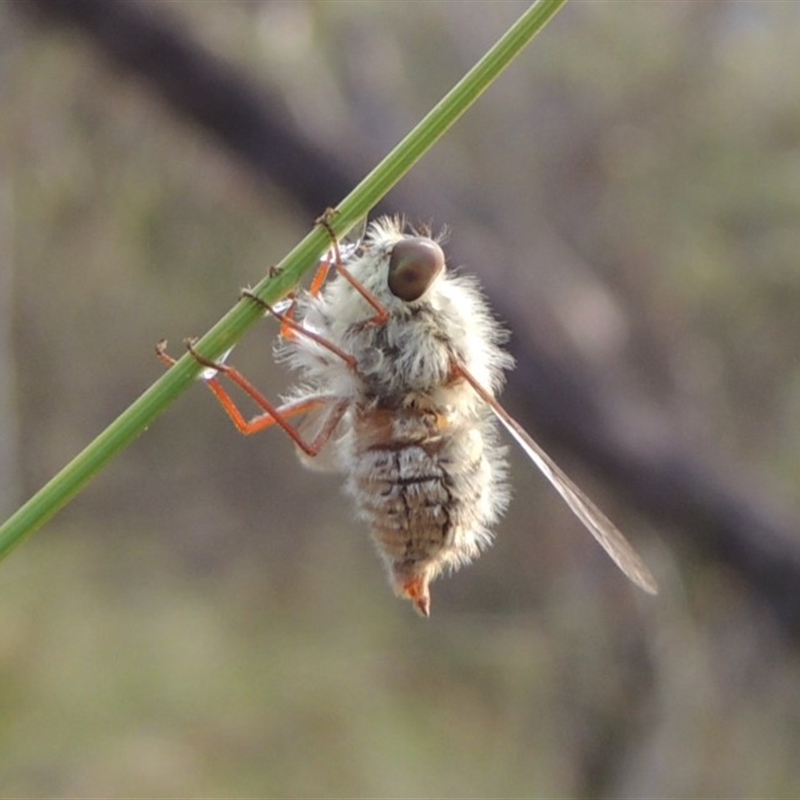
[2,0,800,796]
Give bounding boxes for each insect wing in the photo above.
[489,402,658,595]
[197,346,235,380]
[335,216,369,263]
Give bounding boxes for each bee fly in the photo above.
[158,215,658,615]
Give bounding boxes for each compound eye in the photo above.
[387,238,445,302]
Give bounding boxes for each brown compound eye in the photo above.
[387,237,445,302]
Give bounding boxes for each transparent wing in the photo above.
[493,406,658,594]
[337,216,369,262]
[198,346,235,380]
[457,367,658,594]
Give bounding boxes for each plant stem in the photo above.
[0,0,567,561]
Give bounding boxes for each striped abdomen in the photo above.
[345,403,503,590]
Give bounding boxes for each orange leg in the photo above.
[309,256,333,296]
[273,257,332,340]
[242,211,390,351]
[240,290,357,370]
[316,213,388,327]
[156,340,347,457]
[155,212,391,455]
[266,211,344,340]
[268,214,386,337]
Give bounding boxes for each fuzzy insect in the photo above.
[159,215,657,615]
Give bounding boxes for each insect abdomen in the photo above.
[347,409,503,589]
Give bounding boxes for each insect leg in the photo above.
[156,339,347,457]
[268,257,332,340]
[316,213,389,327]
[308,254,333,297]
[240,290,357,370]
